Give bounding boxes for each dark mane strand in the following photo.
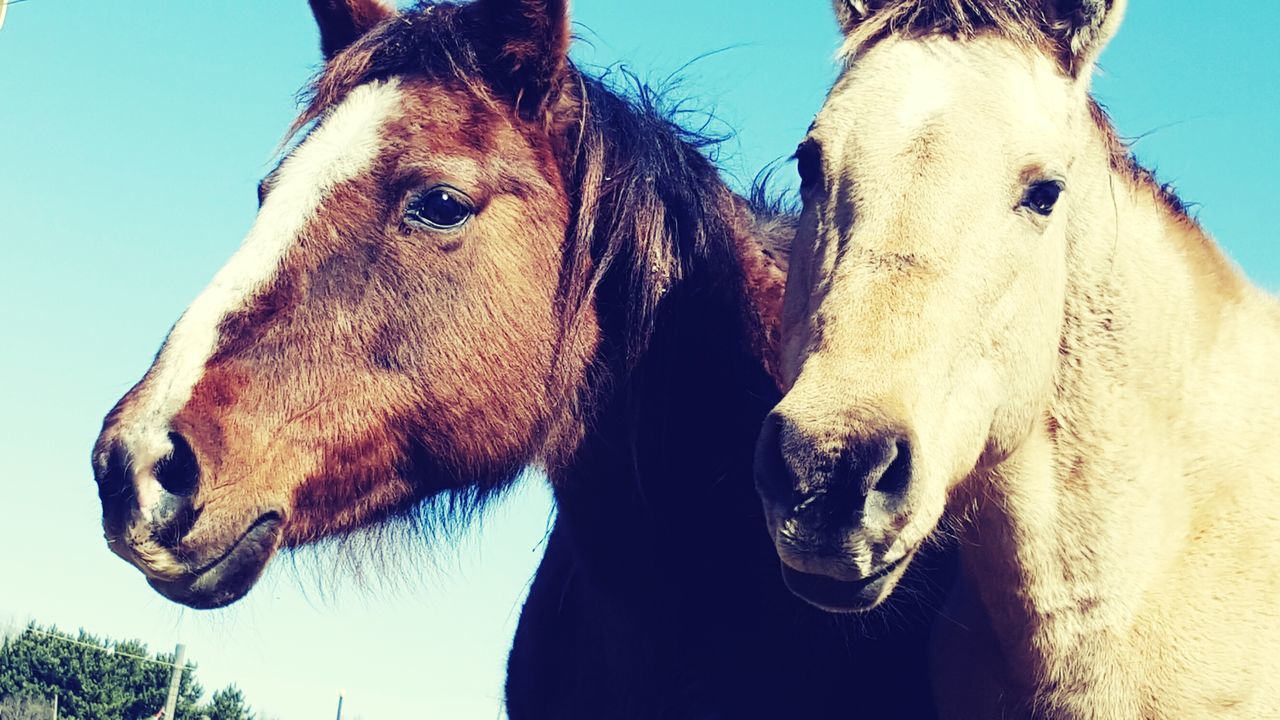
[559,70,744,364]
[1088,100,1193,221]
[747,162,799,265]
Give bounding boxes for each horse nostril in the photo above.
[154,432,200,496]
[867,437,912,497]
[755,414,800,504]
[96,442,133,500]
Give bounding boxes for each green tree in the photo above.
[203,686,254,720]
[0,623,212,720]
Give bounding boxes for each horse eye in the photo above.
[1022,180,1064,216]
[405,186,474,230]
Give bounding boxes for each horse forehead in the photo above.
[209,78,405,312]
[279,79,407,204]
[817,37,1072,160]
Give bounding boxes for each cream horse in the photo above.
[753,0,1280,717]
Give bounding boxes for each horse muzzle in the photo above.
[93,430,284,609]
[754,411,921,611]
[141,512,283,609]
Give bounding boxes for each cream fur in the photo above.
[776,19,1280,720]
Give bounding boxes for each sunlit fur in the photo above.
[768,0,1280,716]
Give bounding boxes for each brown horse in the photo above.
[758,0,1280,717]
[93,0,951,717]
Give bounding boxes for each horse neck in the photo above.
[958,111,1280,704]
[551,193,785,588]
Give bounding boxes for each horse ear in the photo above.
[469,0,572,121]
[1043,0,1126,76]
[309,0,395,60]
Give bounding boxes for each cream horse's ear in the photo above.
[1044,0,1127,77]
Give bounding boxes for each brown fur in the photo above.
[180,80,583,549]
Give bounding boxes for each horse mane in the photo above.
[749,165,799,266]
[1088,100,1193,221]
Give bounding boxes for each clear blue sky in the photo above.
[0,2,1275,718]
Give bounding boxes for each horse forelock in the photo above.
[837,0,1058,64]
[289,3,476,143]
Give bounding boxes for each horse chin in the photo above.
[779,550,915,613]
[147,512,284,610]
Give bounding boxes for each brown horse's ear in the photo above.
[831,0,882,36]
[1042,0,1125,77]
[309,0,395,60]
[468,0,572,121]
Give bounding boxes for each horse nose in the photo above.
[756,412,914,524]
[154,431,200,496]
[93,429,201,547]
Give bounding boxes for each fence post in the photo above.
[162,644,187,719]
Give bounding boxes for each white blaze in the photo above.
[121,79,404,511]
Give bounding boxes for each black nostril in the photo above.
[755,414,801,504]
[861,436,912,497]
[96,442,133,500]
[871,438,911,495]
[154,432,200,496]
